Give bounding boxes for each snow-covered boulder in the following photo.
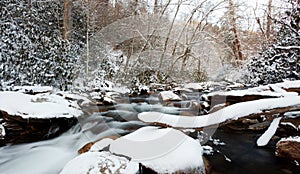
[276,136,300,161]
[109,126,205,173]
[0,91,82,119]
[184,83,205,91]
[0,91,82,145]
[60,151,138,174]
[158,91,181,103]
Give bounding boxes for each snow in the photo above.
[60,151,134,174]
[173,87,193,93]
[61,93,91,106]
[280,122,298,130]
[284,111,300,118]
[0,124,5,138]
[253,80,300,92]
[109,126,204,173]
[205,89,282,98]
[184,83,204,90]
[13,85,53,94]
[211,138,226,146]
[0,91,82,118]
[275,45,300,50]
[111,86,130,94]
[183,82,223,91]
[138,96,300,128]
[257,117,282,146]
[278,136,300,143]
[206,80,300,99]
[202,145,214,155]
[158,91,182,101]
[89,138,114,152]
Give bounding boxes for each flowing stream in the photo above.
[0,125,85,174]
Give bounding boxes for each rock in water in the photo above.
[60,151,138,174]
[0,91,82,145]
[276,136,300,161]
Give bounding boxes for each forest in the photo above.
[0,0,299,174]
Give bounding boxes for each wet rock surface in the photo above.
[0,110,77,145]
[276,138,300,161]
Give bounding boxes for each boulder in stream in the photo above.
[0,91,82,145]
[276,136,300,161]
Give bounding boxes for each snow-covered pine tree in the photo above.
[0,0,84,91]
[245,1,300,85]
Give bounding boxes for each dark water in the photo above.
[205,128,300,174]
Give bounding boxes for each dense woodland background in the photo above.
[0,0,299,91]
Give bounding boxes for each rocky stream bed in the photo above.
[0,81,300,173]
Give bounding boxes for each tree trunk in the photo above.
[133,0,139,15]
[266,0,272,40]
[63,0,71,40]
[154,0,158,14]
[228,0,243,61]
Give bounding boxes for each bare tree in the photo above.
[228,0,243,61]
[154,0,159,14]
[266,0,273,40]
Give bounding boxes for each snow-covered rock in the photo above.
[0,91,82,145]
[60,151,138,174]
[89,138,114,152]
[158,91,181,102]
[138,96,300,128]
[0,91,82,119]
[276,136,300,161]
[184,83,204,91]
[284,111,300,118]
[109,126,205,173]
[0,124,5,138]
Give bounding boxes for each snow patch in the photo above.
[278,136,300,143]
[280,122,298,130]
[202,145,214,155]
[257,117,282,147]
[284,111,300,118]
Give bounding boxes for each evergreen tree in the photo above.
[245,1,300,85]
[0,0,85,90]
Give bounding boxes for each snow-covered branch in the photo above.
[275,45,300,50]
